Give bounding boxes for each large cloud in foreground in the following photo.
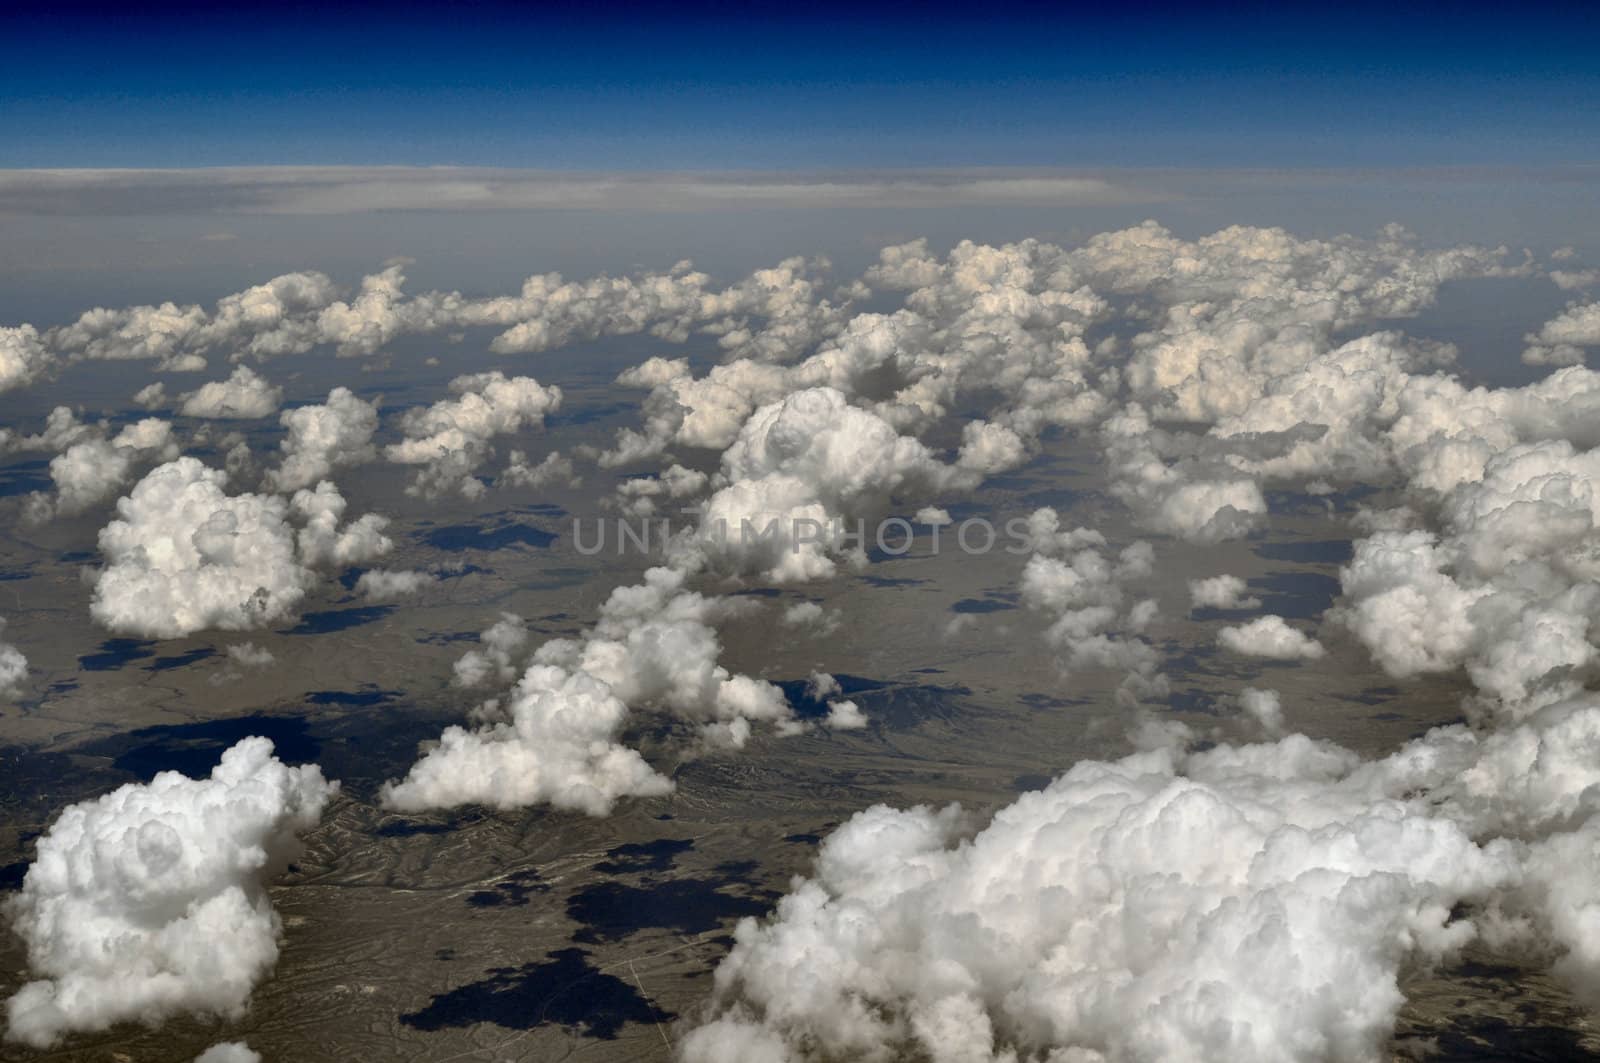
[679,702,1600,1063]
[4,738,336,1048]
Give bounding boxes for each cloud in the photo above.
[380,663,673,817]
[314,262,410,358]
[49,301,211,371]
[25,417,178,521]
[290,480,393,568]
[0,618,26,699]
[178,366,283,420]
[0,167,1166,216]
[385,371,561,499]
[1524,300,1600,366]
[1236,686,1285,735]
[781,600,839,636]
[684,387,977,582]
[0,325,52,393]
[133,381,167,409]
[4,738,336,1048]
[384,567,798,814]
[613,463,706,517]
[355,568,436,601]
[91,458,390,638]
[451,613,529,688]
[1017,508,1164,705]
[499,449,578,490]
[194,1044,260,1063]
[1188,573,1262,610]
[226,642,275,668]
[383,222,1514,819]
[680,732,1521,1063]
[1217,615,1326,660]
[45,271,340,370]
[263,387,381,493]
[823,700,868,730]
[1551,268,1600,292]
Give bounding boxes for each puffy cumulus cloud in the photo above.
[1017,508,1164,705]
[4,738,335,1048]
[780,600,839,636]
[824,700,867,730]
[45,271,339,371]
[1206,331,1452,486]
[381,663,673,817]
[313,262,414,357]
[1523,300,1600,367]
[354,568,435,601]
[860,238,1107,434]
[1236,686,1285,735]
[0,324,52,392]
[600,356,794,467]
[499,449,578,491]
[226,642,275,668]
[194,1043,260,1063]
[25,417,179,522]
[680,734,1520,1063]
[1217,615,1326,660]
[49,301,211,371]
[17,254,856,387]
[1019,229,1514,546]
[686,680,1600,1062]
[385,371,561,499]
[462,261,712,355]
[1102,405,1268,542]
[133,381,168,409]
[386,567,801,815]
[684,387,976,582]
[264,387,381,493]
[532,567,798,749]
[1074,221,1513,422]
[91,458,390,638]
[801,673,868,730]
[591,225,1512,508]
[23,406,98,451]
[178,366,283,420]
[450,255,851,365]
[204,271,341,361]
[613,463,707,517]
[601,238,1108,469]
[1188,573,1261,611]
[50,264,375,367]
[1550,268,1600,293]
[291,480,393,568]
[0,618,26,699]
[955,420,1029,475]
[452,613,529,688]
[695,256,856,364]
[1333,427,1600,720]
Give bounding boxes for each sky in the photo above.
[4,3,1599,170]
[1,3,1595,362]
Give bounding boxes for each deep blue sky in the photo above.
[3,3,1598,169]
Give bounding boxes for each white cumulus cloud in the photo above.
[4,738,336,1048]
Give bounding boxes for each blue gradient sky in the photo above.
[4,3,1598,169]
